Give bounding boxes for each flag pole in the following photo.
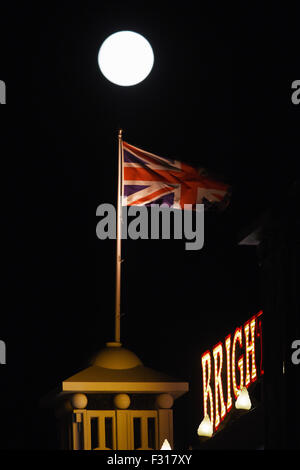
[115,129,123,344]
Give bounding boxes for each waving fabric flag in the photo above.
[122,141,230,209]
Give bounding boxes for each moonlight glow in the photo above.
[98,31,154,86]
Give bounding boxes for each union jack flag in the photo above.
[122,141,230,209]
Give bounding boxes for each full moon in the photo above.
[98,31,154,86]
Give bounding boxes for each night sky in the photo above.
[1,2,299,450]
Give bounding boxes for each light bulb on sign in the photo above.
[160,439,172,450]
[98,31,154,86]
[235,386,252,410]
[197,415,213,438]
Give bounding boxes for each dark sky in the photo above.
[0,1,299,450]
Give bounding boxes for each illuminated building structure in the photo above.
[239,181,299,449]
[194,181,299,449]
[47,342,188,450]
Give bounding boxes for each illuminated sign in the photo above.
[201,311,263,433]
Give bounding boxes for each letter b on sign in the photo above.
[0,80,6,104]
